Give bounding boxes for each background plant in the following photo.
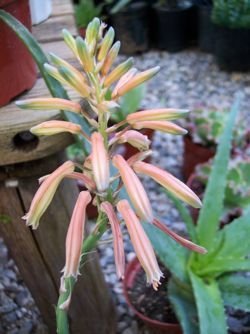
[212,0,250,28]
[145,96,250,334]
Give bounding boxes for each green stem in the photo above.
[56,213,108,334]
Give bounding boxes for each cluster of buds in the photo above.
[17,18,206,297]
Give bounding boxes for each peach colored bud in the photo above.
[22,161,75,229]
[153,219,207,254]
[127,150,153,166]
[104,57,133,87]
[117,200,163,290]
[91,132,110,192]
[127,108,189,124]
[115,66,160,97]
[133,161,202,208]
[58,66,91,97]
[132,121,188,135]
[101,41,121,76]
[30,120,82,136]
[112,155,153,222]
[16,98,82,114]
[110,130,151,151]
[76,37,94,72]
[63,191,91,278]
[98,26,115,61]
[112,68,137,97]
[44,63,69,86]
[101,202,125,279]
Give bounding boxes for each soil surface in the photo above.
[127,264,178,324]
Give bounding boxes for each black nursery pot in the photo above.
[153,1,194,52]
[197,4,216,53]
[215,25,250,72]
[110,2,149,55]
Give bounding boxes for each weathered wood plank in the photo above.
[32,14,77,43]
[52,0,75,17]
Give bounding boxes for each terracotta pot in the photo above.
[0,0,37,107]
[182,135,215,181]
[78,26,86,38]
[123,257,182,334]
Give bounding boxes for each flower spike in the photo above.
[117,200,163,290]
[23,161,75,229]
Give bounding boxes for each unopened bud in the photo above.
[104,57,134,87]
[98,27,115,62]
[76,37,94,72]
[101,41,121,76]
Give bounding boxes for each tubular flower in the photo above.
[117,200,163,290]
[133,161,202,209]
[30,120,82,136]
[101,202,125,279]
[112,155,153,222]
[16,98,82,114]
[127,108,189,124]
[131,120,188,135]
[91,132,110,192]
[153,219,207,254]
[63,191,91,279]
[110,130,151,151]
[22,161,75,229]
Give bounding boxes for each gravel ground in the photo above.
[1,49,250,334]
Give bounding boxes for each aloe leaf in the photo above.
[143,223,189,283]
[215,207,250,259]
[168,278,199,334]
[0,10,90,139]
[196,96,241,250]
[218,274,250,312]
[197,258,250,277]
[189,270,227,334]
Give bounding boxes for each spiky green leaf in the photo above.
[189,270,227,334]
[196,96,241,249]
[168,278,199,334]
[218,274,250,312]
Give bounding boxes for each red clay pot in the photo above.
[0,0,37,106]
[77,180,98,219]
[78,26,86,38]
[182,135,215,182]
[123,257,182,334]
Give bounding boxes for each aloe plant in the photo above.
[144,96,250,334]
[194,158,250,214]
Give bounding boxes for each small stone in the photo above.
[18,320,33,334]
[122,328,134,334]
[126,252,136,263]
[15,291,30,307]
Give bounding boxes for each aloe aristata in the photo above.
[18,18,206,318]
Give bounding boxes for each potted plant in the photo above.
[0,0,37,106]
[193,0,215,52]
[124,97,250,334]
[188,157,250,224]
[152,0,195,52]
[212,0,250,71]
[74,0,103,37]
[108,0,149,54]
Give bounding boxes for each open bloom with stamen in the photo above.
[112,155,153,222]
[101,202,125,279]
[91,132,110,192]
[63,191,91,278]
[133,161,202,208]
[22,161,75,229]
[117,200,163,290]
[127,108,189,124]
[131,120,188,135]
